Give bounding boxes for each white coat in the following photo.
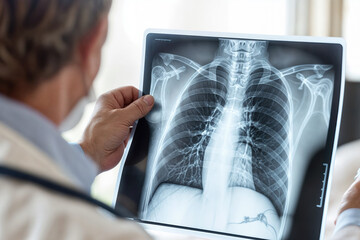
[0,122,152,240]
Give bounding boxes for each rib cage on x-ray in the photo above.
[146,40,290,216]
[141,39,334,229]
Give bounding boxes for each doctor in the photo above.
[0,0,154,239]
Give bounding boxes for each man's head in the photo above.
[0,0,111,125]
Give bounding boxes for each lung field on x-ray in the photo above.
[140,38,334,238]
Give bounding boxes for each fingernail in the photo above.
[143,95,154,106]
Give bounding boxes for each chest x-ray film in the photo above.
[114,30,345,240]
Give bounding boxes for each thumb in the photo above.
[121,95,154,125]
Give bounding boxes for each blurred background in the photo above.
[62,0,359,210]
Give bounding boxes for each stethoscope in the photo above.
[0,165,132,218]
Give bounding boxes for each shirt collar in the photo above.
[0,94,98,192]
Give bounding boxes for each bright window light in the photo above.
[343,0,360,81]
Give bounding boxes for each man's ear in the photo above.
[77,15,108,82]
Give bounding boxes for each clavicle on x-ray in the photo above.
[141,38,333,240]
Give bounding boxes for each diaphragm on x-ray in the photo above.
[116,34,342,240]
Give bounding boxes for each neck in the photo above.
[9,65,83,127]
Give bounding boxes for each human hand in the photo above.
[335,178,360,224]
[80,86,154,172]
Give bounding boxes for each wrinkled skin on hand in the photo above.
[80,86,154,172]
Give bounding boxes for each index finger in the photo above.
[104,86,141,109]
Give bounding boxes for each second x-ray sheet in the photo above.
[115,31,344,240]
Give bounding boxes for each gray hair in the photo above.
[0,0,112,95]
